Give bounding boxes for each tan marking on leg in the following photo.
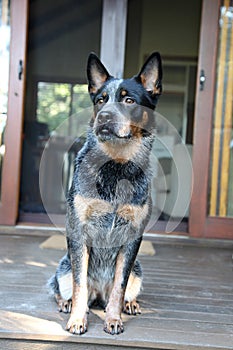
[66,245,89,334]
[104,252,125,334]
[124,273,142,302]
[74,195,113,222]
[117,203,149,227]
[124,272,142,315]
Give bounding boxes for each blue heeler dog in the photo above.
[48,52,162,335]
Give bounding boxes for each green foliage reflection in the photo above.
[37,82,91,134]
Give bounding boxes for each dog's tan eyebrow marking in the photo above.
[102,91,107,97]
[121,90,127,97]
[74,195,114,223]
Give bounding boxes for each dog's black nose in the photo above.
[97,111,113,125]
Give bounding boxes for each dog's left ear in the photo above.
[137,52,162,95]
[87,53,112,94]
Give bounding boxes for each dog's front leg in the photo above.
[66,240,89,335]
[104,238,142,335]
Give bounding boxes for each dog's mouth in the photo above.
[95,124,132,142]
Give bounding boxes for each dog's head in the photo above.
[87,52,162,143]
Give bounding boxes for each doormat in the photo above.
[40,235,156,256]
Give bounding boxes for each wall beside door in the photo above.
[124,0,201,76]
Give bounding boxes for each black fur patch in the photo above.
[96,160,148,204]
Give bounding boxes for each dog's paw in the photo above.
[58,299,72,313]
[66,315,88,335]
[123,300,141,315]
[104,317,124,335]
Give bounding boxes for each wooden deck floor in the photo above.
[0,233,233,349]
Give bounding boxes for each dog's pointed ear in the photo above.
[87,53,111,94]
[137,52,162,95]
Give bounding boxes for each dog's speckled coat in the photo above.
[48,52,162,335]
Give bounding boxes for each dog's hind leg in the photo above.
[123,260,142,315]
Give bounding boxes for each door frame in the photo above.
[0,0,28,224]
[189,0,233,239]
[2,0,233,239]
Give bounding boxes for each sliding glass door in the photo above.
[190,0,233,239]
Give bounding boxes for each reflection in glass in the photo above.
[20,83,91,215]
[37,82,90,135]
[0,0,10,198]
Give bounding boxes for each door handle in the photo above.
[18,60,23,80]
[199,69,206,91]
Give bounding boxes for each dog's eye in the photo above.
[125,97,135,104]
[97,97,104,105]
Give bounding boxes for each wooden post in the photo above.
[100,0,128,78]
[1,0,9,24]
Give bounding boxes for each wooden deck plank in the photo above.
[0,234,233,349]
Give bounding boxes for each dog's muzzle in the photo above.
[94,111,132,142]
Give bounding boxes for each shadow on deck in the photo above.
[0,232,233,350]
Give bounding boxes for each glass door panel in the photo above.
[209,0,233,217]
[125,0,202,232]
[20,0,102,225]
[189,0,233,239]
[0,0,10,199]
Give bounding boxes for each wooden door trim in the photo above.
[189,0,220,238]
[0,0,28,224]
[204,217,233,239]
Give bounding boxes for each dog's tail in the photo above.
[47,274,60,296]
[47,253,73,300]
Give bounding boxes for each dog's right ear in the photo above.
[87,53,112,94]
[137,52,162,96]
